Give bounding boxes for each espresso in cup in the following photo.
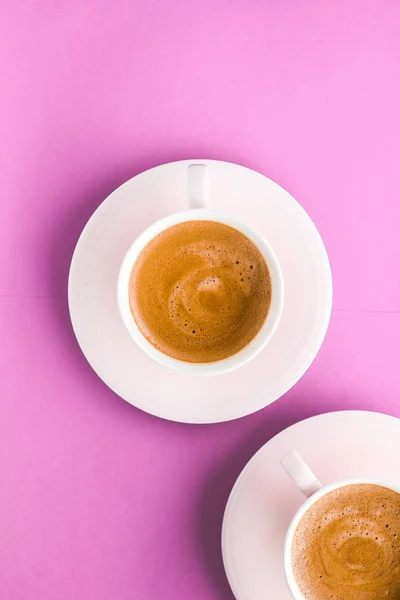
[291,483,400,600]
[128,220,272,363]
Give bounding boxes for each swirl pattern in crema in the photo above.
[129,220,272,363]
[292,484,400,600]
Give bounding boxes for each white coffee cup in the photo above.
[281,450,400,599]
[117,163,284,376]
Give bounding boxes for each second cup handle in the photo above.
[188,164,209,209]
[281,451,323,498]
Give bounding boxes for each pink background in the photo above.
[1,1,400,598]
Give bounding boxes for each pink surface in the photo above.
[1,1,400,599]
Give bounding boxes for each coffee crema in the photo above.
[128,220,272,363]
[291,484,400,600]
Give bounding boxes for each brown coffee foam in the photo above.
[291,484,400,600]
[129,220,271,363]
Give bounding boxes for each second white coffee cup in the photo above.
[281,450,400,599]
[117,163,284,375]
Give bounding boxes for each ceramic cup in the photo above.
[281,450,400,599]
[117,163,284,375]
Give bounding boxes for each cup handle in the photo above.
[188,164,209,209]
[281,450,323,498]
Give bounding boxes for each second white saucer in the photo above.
[222,410,400,599]
[68,159,332,423]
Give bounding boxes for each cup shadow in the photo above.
[47,173,128,387]
[196,394,344,599]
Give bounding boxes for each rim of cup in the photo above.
[117,208,284,376]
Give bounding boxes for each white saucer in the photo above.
[222,411,400,599]
[68,160,332,423]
